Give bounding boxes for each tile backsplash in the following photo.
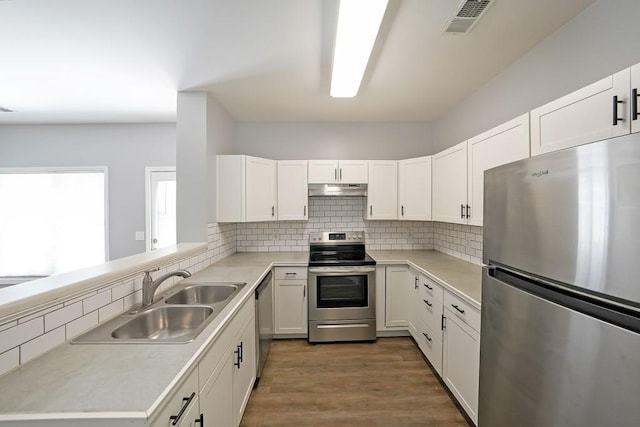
[0,222,237,377]
[236,197,483,264]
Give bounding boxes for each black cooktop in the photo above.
[308,244,376,267]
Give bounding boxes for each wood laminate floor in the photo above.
[240,337,470,426]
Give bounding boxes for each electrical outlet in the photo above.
[135,231,145,241]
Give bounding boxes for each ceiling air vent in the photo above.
[444,0,493,34]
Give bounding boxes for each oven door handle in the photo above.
[308,267,376,274]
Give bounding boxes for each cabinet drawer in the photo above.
[417,293,442,333]
[198,297,254,390]
[275,267,307,280]
[444,291,480,333]
[149,367,199,427]
[419,275,443,303]
[415,322,443,375]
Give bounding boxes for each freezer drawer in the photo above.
[480,269,640,427]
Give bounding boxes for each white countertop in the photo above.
[0,249,479,421]
[368,250,482,308]
[0,252,307,422]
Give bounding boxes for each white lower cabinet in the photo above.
[274,267,308,336]
[200,355,233,427]
[442,293,480,425]
[196,298,256,427]
[384,265,409,328]
[150,368,199,427]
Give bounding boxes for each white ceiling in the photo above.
[0,0,595,124]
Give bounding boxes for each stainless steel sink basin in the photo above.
[72,281,247,344]
[165,283,240,305]
[111,306,214,340]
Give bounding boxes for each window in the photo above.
[0,168,108,277]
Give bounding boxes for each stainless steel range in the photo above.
[308,231,376,343]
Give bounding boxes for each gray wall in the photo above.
[432,0,640,153]
[176,92,234,243]
[0,123,176,260]
[233,122,432,160]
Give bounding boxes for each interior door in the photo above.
[148,169,176,251]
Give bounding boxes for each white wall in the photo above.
[233,122,432,159]
[432,0,640,153]
[176,92,234,243]
[0,123,175,260]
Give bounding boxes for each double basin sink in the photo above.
[73,282,246,344]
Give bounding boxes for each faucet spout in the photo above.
[141,269,192,308]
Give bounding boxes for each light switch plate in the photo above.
[135,231,145,241]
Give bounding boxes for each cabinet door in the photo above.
[338,160,368,184]
[407,272,420,339]
[631,63,640,134]
[274,280,307,335]
[467,114,530,226]
[216,155,246,222]
[531,68,630,156]
[277,161,308,220]
[432,141,468,224]
[200,355,234,427]
[308,160,339,183]
[385,266,409,328]
[398,156,432,221]
[233,318,256,426]
[366,160,398,220]
[246,156,277,222]
[443,309,480,425]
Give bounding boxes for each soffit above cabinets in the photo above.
[0,0,594,124]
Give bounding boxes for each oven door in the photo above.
[308,266,375,321]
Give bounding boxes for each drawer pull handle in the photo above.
[169,392,196,425]
[195,413,204,426]
[414,277,418,289]
[422,332,432,342]
[423,299,432,307]
[451,304,465,314]
[285,272,297,276]
[234,346,241,368]
[423,283,433,290]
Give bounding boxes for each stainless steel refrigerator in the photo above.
[480,133,640,426]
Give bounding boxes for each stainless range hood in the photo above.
[308,183,367,197]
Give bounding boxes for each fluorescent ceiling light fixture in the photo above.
[331,0,389,98]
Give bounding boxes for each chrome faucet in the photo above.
[141,268,192,308]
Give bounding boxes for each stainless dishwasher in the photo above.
[255,270,273,379]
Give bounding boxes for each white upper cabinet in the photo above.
[531,68,630,156]
[398,156,432,221]
[467,113,530,226]
[432,141,468,225]
[277,161,308,221]
[308,160,368,184]
[366,160,398,220]
[246,156,277,222]
[217,155,277,223]
[631,63,640,134]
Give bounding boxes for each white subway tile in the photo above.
[20,326,65,364]
[99,299,124,322]
[112,280,135,300]
[66,311,99,339]
[44,302,83,332]
[0,321,17,333]
[83,289,112,314]
[0,348,19,376]
[0,318,43,354]
[18,304,64,324]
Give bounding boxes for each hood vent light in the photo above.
[444,0,493,34]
